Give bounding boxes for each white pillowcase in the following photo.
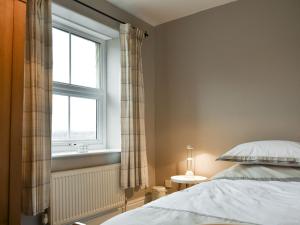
[212,164,300,181]
[217,140,300,167]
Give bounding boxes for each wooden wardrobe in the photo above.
[0,0,26,225]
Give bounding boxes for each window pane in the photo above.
[71,35,98,88]
[70,97,97,140]
[52,95,69,140]
[53,28,70,83]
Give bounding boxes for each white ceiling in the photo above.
[106,0,238,26]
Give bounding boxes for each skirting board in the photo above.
[85,196,146,225]
[84,208,122,225]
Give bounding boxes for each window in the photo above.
[52,23,106,154]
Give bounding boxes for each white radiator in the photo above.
[51,164,125,225]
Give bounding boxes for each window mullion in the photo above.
[96,43,100,89]
[68,96,71,142]
[69,32,72,84]
[68,31,71,144]
[96,99,99,140]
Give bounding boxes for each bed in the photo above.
[102,141,300,225]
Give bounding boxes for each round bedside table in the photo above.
[171,175,208,190]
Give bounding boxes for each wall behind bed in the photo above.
[155,0,300,185]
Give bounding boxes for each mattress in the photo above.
[102,178,300,225]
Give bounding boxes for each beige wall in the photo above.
[155,0,300,185]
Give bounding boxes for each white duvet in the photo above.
[102,179,300,225]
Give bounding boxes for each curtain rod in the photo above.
[73,0,149,38]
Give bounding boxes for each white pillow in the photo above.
[217,140,300,167]
[212,164,300,181]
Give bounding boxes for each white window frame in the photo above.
[52,17,107,154]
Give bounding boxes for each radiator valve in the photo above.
[41,212,48,225]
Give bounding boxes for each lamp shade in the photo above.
[185,145,195,176]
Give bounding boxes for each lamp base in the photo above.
[185,170,194,176]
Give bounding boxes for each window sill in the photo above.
[52,149,121,159]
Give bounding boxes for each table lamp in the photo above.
[185,145,194,176]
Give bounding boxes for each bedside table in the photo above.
[171,175,207,190]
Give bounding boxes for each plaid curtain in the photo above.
[22,0,52,215]
[120,24,149,189]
